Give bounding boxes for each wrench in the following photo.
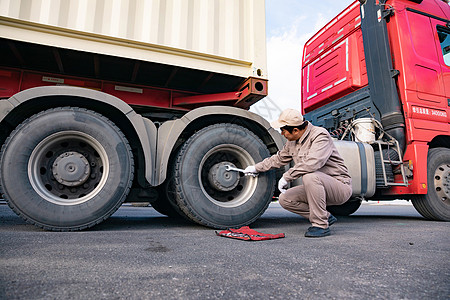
[225,165,258,177]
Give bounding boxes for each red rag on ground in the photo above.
[215,226,285,241]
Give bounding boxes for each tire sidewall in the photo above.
[0,108,133,229]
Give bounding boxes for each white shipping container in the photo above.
[0,0,267,79]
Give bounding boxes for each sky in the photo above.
[250,0,354,122]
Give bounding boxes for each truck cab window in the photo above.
[438,26,450,66]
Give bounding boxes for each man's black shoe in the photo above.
[305,226,330,238]
[328,214,337,226]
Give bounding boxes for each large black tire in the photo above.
[171,123,275,228]
[411,148,450,221]
[0,107,134,231]
[150,194,180,217]
[327,199,362,216]
[151,155,191,219]
[152,177,186,218]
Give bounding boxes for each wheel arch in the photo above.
[155,106,284,185]
[428,135,450,149]
[422,135,450,190]
[0,86,157,186]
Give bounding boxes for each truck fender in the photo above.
[0,86,157,185]
[155,106,284,185]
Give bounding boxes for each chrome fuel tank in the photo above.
[334,140,376,198]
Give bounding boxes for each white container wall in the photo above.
[0,0,267,78]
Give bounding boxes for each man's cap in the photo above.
[270,108,305,129]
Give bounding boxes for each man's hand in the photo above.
[243,165,258,175]
[278,177,289,194]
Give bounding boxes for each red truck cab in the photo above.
[302,0,450,220]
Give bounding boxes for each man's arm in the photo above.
[283,133,333,181]
[255,143,292,172]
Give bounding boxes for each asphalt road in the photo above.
[0,201,449,300]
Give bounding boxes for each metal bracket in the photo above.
[390,69,400,78]
[373,135,408,187]
[382,8,394,20]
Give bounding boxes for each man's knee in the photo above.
[302,172,321,185]
[278,193,290,209]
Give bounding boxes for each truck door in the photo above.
[409,13,446,110]
[402,9,450,141]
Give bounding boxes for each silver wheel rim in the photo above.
[198,144,257,208]
[434,163,450,206]
[28,131,109,205]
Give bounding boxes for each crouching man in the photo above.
[245,108,352,237]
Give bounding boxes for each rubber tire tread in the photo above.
[173,123,275,229]
[153,166,189,219]
[327,199,362,216]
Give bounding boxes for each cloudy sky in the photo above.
[251,0,353,121]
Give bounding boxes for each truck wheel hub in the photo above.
[52,152,91,187]
[208,162,240,192]
[434,163,450,204]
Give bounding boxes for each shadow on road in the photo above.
[0,202,428,233]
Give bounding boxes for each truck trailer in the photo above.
[301,0,450,221]
[0,0,285,231]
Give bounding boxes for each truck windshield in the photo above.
[438,26,450,66]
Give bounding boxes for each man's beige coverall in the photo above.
[255,123,352,228]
